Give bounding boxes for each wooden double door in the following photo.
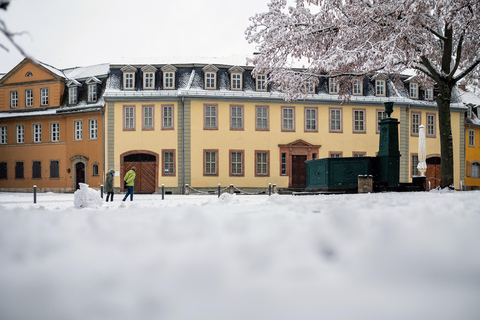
[426,157,441,189]
[123,153,158,194]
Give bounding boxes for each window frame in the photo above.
[229,150,245,177]
[352,79,363,96]
[87,84,97,103]
[50,160,60,179]
[50,122,60,142]
[162,150,176,176]
[204,149,218,176]
[204,104,218,130]
[472,162,480,178]
[89,118,98,140]
[33,123,42,143]
[255,150,270,177]
[280,152,287,175]
[411,111,421,136]
[329,107,343,133]
[329,151,343,158]
[409,82,419,99]
[162,104,174,130]
[143,72,155,90]
[353,108,366,134]
[32,160,42,179]
[68,86,78,105]
[25,89,34,107]
[123,72,135,90]
[142,105,155,131]
[230,105,244,130]
[376,109,387,134]
[255,105,269,131]
[256,74,267,91]
[205,72,216,90]
[353,152,367,157]
[329,78,339,94]
[15,161,24,179]
[10,90,18,108]
[0,161,7,180]
[231,73,243,91]
[16,124,24,144]
[468,129,475,147]
[304,107,318,132]
[123,105,136,131]
[426,113,436,138]
[163,72,175,89]
[281,106,295,132]
[425,87,434,100]
[0,125,7,144]
[40,87,49,106]
[375,79,386,97]
[74,120,83,141]
[411,154,419,177]
[92,163,99,176]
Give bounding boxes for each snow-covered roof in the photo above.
[460,88,480,106]
[63,63,109,81]
[112,55,252,68]
[37,61,65,78]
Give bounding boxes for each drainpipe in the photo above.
[181,95,185,194]
[101,107,105,188]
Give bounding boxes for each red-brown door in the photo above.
[291,155,307,188]
[124,162,156,194]
[426,164,441,189]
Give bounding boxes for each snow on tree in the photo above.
[246,0,480,188]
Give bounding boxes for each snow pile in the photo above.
[1,191,480,320]
[73,183,103,208]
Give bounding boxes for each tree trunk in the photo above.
[436,82,455,188]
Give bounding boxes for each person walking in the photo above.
[122,166,136,201]
[105,169,115,202]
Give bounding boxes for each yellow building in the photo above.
[462,87,480,189]
[0,59,109,192]
[104,60,465,193]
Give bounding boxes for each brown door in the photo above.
[124,162,156,194]
[75,162,85,190]
[291,155,307,188]
[426,164,441,189]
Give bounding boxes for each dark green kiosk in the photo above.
[306,102,408,193]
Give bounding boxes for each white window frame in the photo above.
[230,105,243,130]
[375,79,385,96]
[87,84,97,103]
[256,74,267,91]
[124,72,135,90]
[256,105,269,131]
[143,105,154,130]
[89,119,98,140]
[0,126,6,144]
[231,73,242,90]
[25,89,33,107]
[469,129,475,147]
[16,125,24,143]
[41,87,49,106]
[353,109,366,133]
[353,79,363,95]
[305,107,317,131]
[427,113,436,137]
[410,82,419,99]
[329,78,339,94]
[162,105,174,130]
[164,72,175,89]
[306,80,315,93]
[33,124,42,143]
[74,120,83,141]
[205,72,216,89]
[230,151,244,176]
[69,86,77,105]
[425,87,434,100]
[50,122,59,142]
[329,108,342,132]
[282,107,295,131]
[256,151,269,176]
[472,163,480,178]
[377,110,387,133]
[124,106,135,130]
[411,112,421,136]
[143,72,155,89]
[204,105,217,129]
[204,150,218,175]
[10,90,18,108]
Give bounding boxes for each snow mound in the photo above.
[73,183,103,208]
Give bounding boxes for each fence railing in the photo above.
[184,183,277,197]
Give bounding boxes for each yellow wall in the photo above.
[465,125,480,188]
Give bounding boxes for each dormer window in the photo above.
[306,80,315,93]
[329,78,339,94]
[86,77,101,103]
[425,86,433,100]
[161,65,177,90]
[353,79,363,95]
[409,82,418,99]
[375,79,386,96]
[229,66,244,91]
[67,79,80,105]
[121,65,137,90]
[256,74,267,91]
[203,65,219,90]
[141,65,157,90]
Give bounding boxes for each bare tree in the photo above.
[246,0,480,188]
[0,0,29,57]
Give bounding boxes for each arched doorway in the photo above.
[70,155,89,190]
[426,156,441,189]
[121,151,159,194]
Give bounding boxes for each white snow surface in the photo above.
[1,190,480,320]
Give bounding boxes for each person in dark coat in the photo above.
[105,169,115,202]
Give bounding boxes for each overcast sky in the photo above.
[0,0,270,72]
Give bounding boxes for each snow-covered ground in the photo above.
[1,190,480,320]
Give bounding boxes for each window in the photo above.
[306,80,315,93]
[32,161,41,179]
[281,152,287,175]
[204,150,218,175]
[33,124,42,143]
[50,122,60,142]
[375,79,385,96]
[427,113,436,137]
[377,110,387,133]
[205,72,216,89]
[411,112,421,136]
[256,105,269,131]
[231,73,242,90]
[15,161,24,179]
[162,105,174,130]
[411,154,419,177]
[41,87,49,106]
[143,105,154,130]
[329,108,342,132]
[144,72,155,89]
[25,89,33,107]
[74,120,83,141]
[92,163,99,176]
[10,90,18,108]
[472,163,480,178]
[255,151,269,176]
[89,119,98,139]
[0,126,6,144]
[88,84,97,103]
[16,125,24,143]
[230,151,244,176]
[469,129,475,147]
[124,73,135,89]
[124,105,135,130]
[162,65,177,89]
[0,162,7,179]
[410,82,418,99]
[50,160,59,179]
[256,74,267,91]
[163,150,175,176]
[329,78,339,94]
[69,86,77,105]
[305,107,318,131]
[330,152,342,158]
[204,104,218,129]
[353,152,366,157]
[425,87,434,100]
[282,106,295,131]
[230,105,243,130]
[26,72,33,77]
[353,79,363,95]
[353,109,366,133]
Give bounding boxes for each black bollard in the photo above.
[218,183,220,198]
[33,185,37,204]
[162,184,164,200]
[269,183,272,196]
[100,185,104,199]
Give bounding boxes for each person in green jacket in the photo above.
[122,166,136,201]
[105,169,115,202]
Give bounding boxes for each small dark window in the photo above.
[281,153,287,175]
[0,162,7,179]
[92,163,99,176]
[50,160,59,178]
[15,162,24,179]
[26,72,33,77]
[32,161,42,179]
